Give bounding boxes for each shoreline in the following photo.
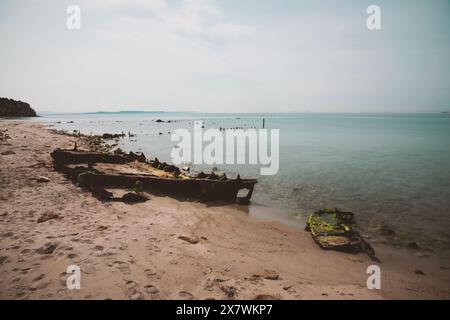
[1,119,449,299]
[39,113,450,256]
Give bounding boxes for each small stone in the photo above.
[121,192,149,204]
[261,270,279,280]
[37,176,50,183]
[414,252,429,258]
[36,242,58,255]
[407,242,419,249]
[347,257,364,263]
[219,285,238,299]
[37,211,60,223]
[178,235,200,244]
[284,286,296,293]
[415,270,425,275]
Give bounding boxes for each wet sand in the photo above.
[0,120,449,300]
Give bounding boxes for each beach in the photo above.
[1,120,449,300]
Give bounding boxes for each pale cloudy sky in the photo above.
[0,0,449,113]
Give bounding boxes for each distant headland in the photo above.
[0,98,37,117]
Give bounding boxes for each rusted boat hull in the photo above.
[77,172,255,201]
[51,149,136,164]
[51,149,257,203]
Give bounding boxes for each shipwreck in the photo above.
[305,208,379,261]
[50,148,257,204]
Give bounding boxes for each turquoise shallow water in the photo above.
[38,112,450,254]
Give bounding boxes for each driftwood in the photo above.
[51,149,257,203]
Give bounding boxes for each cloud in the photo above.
[85,0,255,39]
[89,0,168,12]
[0,0,449,112]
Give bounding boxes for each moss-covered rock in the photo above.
[306,208,379,261]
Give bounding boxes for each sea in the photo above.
[34,112,450,256]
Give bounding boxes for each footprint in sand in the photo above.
[282,284,295,292]
[144,268,160,279]
[178,291,195,300]
[252,294,281,300]
[129,292,144,300]
[36,242,58,255]
[1,231,14,238]
[97,248,118,257]
[11,277,21,283]
[125,280,138,290]
[20,268,31,275]
[58,272,68,287]
[32,273,46,283]
[79,261,96,275]
[0,256,9,265]
[145,285,159,294]
[112,261,131,274]
[30,279,51,291]
[124,280,144,300]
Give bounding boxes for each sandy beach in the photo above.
[1,120,449,300]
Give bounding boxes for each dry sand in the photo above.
[1,120,449,300]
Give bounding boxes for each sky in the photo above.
[0,0,449,113]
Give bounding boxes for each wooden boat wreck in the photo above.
[305,208,379,261]
[50,149,257,204]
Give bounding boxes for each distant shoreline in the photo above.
[36,111,450,116]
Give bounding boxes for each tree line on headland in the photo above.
[0,98,37,117]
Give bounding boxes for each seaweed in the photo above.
[306,208,379,261]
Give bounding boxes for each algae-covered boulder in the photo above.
[0,98,37,117]
[306,208,379,261]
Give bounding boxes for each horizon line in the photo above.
[36,110,450,115]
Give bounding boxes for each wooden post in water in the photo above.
[263,118,265,129]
